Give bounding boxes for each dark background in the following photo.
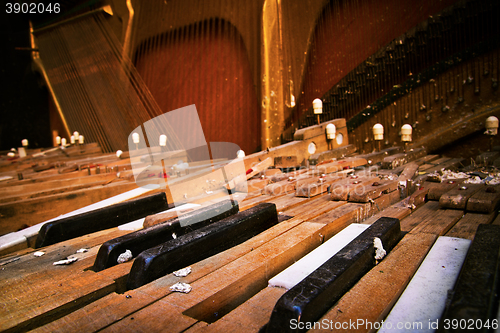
[0,1,92,151]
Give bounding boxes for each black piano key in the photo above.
[93,199,239,271]
[126,202,279,290]
[35,192,169,248]
[265,217,401,333]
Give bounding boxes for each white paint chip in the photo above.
[173,267,192,277]
[53,257,78,266]
[170,282,192,293]
[374,237,386,261]
[33,251,45,257]
[117,249,133,264]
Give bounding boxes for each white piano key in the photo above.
[268,223,370,290]
[378,236,471,333]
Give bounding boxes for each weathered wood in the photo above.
[126,203,279,289]
[439,183,484,210]
[409,207,463,236]
[309,157,367,175]
[348,180,399,203]
[262,178,298,196]
[466,184,500,213]
[308,144,357,165]
[311,233,437,333]
[0,181,139,236]
[446,212,496,240]
[265,217,401,332]
[330,176,380,201]
[295,174,346,198]
[274,156,298,168]
[93,200,239,271]
[36,192,169,248]
[397,162,419,182]
[356,147,403,166]
[438,225,500,332]
[381,148,426,169]
[426,180,463,200]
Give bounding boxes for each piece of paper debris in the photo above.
[76,248,88,253]
[53,257,78,266]
[117,249,133,264]
[173,267,192,277]
[33,251,45,257]
[374,237,386,261]
[170,282,192,293]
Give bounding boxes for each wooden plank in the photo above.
[30,290,157,333]
[348,180,399,203]
[330,176,380,201]
[35,192,169,248]
[355,147,403,166]
[438,225,500,332]
[445,212,496,240]
[295,174,345,198]
[308,144,357,165]
[93,200,239,271]
[126,203,279,289]
[400,201,440,232]
[397,162,419,182]
[311,233,437,333]
[362,198,412,225]
[262,179,297,196]
[309,157,367,175]
[274,156,298,168]
[439,183,484,210]
[416,158,464,178]
[0,181,139,236]
[380,237,471,333]
[0,267,116,333]
[381,148,426,169]
[184,287,286,333]
[426,180,463,200]
[264,217,401,332]
[466,184,500,213]
[409,207,463,236]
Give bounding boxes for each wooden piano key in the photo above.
[439,183,484,210]
[466,184,500,213]
[348,179,399,203]
[445,211,497,240]
[329,176,380,201]
[381,147,427,169]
